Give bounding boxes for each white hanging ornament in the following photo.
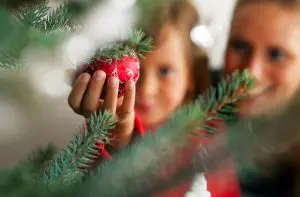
[184,173,211,197]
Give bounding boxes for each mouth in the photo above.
[135,102,153,113]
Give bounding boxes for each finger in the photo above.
[118,80,135,121]
[82,70,106,115]
[64,68,76,86]
[101,96,123,107]
[103,76,119,115]
[117,97,124,108]
[68,73,91,114]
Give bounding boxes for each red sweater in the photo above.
[96,115,241,197]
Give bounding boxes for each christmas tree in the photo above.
[0,1,256,197]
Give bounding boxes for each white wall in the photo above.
[192,0,237,70]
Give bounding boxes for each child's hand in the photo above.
[67,68,136,150]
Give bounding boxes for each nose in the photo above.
[137,72,158,99]
[243,54,264,81]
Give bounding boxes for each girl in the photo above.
[225,0,300,196]
[134,1,210,131]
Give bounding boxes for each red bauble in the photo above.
[82,54,140,98]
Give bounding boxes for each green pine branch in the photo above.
[0,111,114,197]
[41,111,114,186]
[0,1,72,70]
[43,3,73,32]
[196,69,255,135]
[12,1,49,29]
[13,0,73,32]
[0,50,21,70]
[0,4,68,69]
[92,29,154,62]
[127,29,154,58]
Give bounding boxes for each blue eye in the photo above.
[268,48,285,61]
[159,66,172,77]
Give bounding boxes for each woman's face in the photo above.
[135,25,192,129]
[225,2,300,117]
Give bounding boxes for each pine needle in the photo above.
[92,29,154,62]
[12,0,73,32]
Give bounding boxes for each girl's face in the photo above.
[225,2,300,117]
[135,25,192,129]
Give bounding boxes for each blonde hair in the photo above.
[142,0,210,102]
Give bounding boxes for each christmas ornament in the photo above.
[78,29,153,98]
[85,51,140,98]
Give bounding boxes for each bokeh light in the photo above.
[41,68,70,97]
[190,25,214,49]
[63,35,94,67]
